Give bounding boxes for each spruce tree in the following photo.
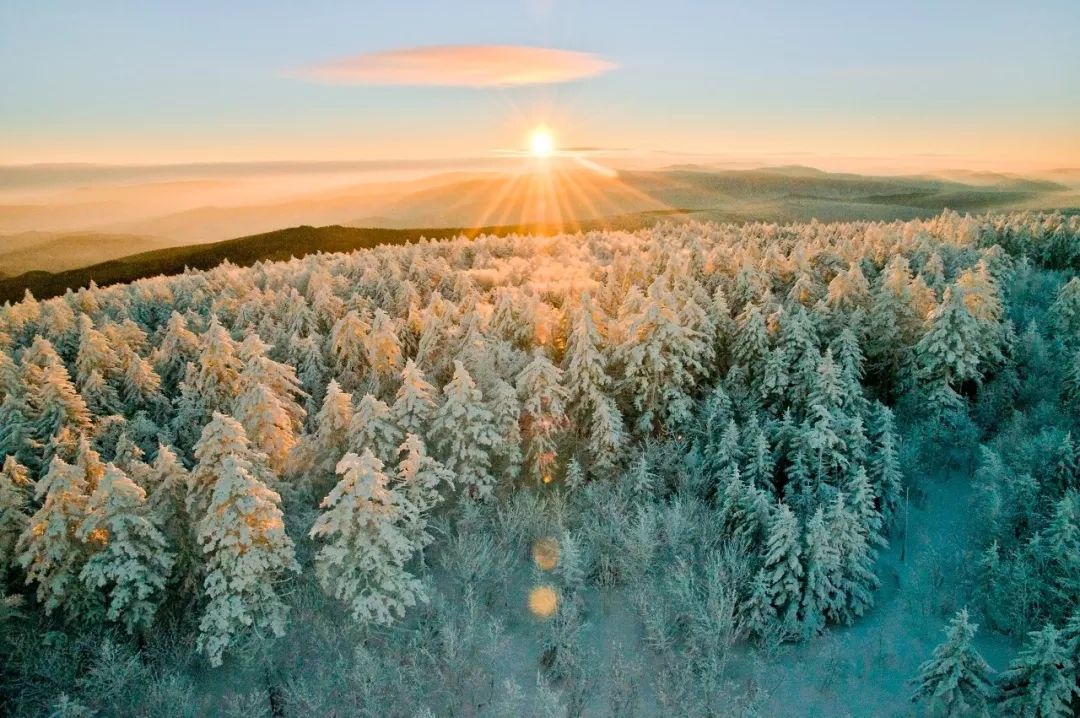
[916,287,984,414]
[0,456,32,577]
[517,351,568,484]
[391,359,438,438]
[911,609,997,716]
[16,456,92,616]
[78,464,173,634]
[999,624,1076,718]
[349,393,403,465]
[310,449,427,624]
[762,503,803,631]
[800,507,840,637]
[196,451,298,666]
[298,378,354,480]
[431,362,499,499]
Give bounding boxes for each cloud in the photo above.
[292,45,616,87]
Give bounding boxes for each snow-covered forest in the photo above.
[2,210,1080,716]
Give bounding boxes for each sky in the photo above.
[2,1,1078,172]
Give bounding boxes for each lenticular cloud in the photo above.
[292,45,616,87]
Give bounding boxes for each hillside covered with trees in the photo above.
[1,210,1079,715]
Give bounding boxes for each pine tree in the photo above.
[78,464,173,634]
[349,393,403,465]
[394,433,454,520]
[74,314,121,389]
[803,349,847,482]
[0,395,34,469]
[237,336,306,415]
[188,412,265,519]
[431,362,499,499]
[391,359,438,438]
[1049,433,1079,495]
[364,309,403,392]
[0,456,32,576]
[310,450,427,623]
[621,287,709,434]
[1041,492,1080,607]
[916,287,984,414]
[999,624,1076,718]
[800,507,840,637]
[911,609,997,717]
[743,416,775,488]
[234,382,299,474]
[120,351,163,411]
[517,351,568,484]
[298,378,354,480]
[827,491,880,624]
[329,309,370,390]
[24,353,92,458]
[564,457,586,490]
[587,395,627,478]
[733,302,769,386]
[563,299,612,431]
[190,318,243,415]
[154,312,200,392]
[488,377,523,483]
[743,568,778,639]
[16,456,92,616]
[196,451,298,666]
[1065,348,1080,410]
[1051,277,1080,351]
[868,402,903,525]
[762,503,803,631]
[145,444,197,594]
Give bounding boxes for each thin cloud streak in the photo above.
[290,45,616,87]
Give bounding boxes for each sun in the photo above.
[529,127,555,157]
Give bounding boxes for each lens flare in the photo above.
[528,585,559,618]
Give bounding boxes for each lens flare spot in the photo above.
[528,585,559,618]
[532,536,560,571]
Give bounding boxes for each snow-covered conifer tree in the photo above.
[364,309,403,393]
[868,403,903,525]
[16,456,92,616]
[78,464,173,634]
[621,287,709,434]
[911,609,997,716]
[999,624,1076,718]
[800,507,840,637]
[1041,491,1080,606]
[349,393,403,465]
[762,503,803,630]
[310,449,426,623]
[0,456,32,576]
[329,309,370,390]
[296,378,354,480]
[916,287,985,414]
[1049,433,1079,496]
[563,299,612,431]
[827,492,879,623]
[188,412,263,518]
[587,395,627,478]
[394,433,454,519]
[431,362,499,499]
[390,359,438,439]
[154,312,200,392]
[517,351,568,484]
[196,449,298,666]
[234,382,299,474]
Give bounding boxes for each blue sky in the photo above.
[1,1,1077,170]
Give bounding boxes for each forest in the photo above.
[1,209,1080,716]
